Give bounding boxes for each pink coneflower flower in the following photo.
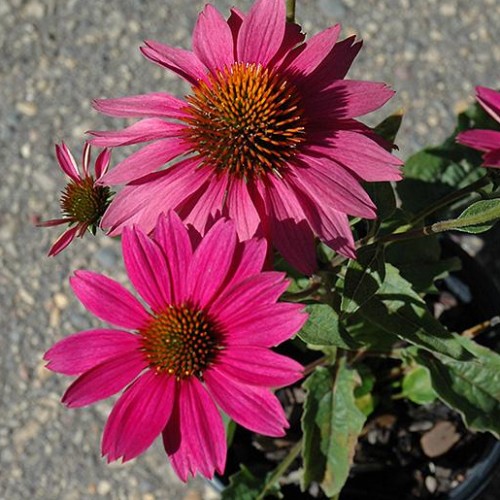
[44,212,306,481]
[457,86,500,168]
[38,142,113,256]
[90,0,402,274]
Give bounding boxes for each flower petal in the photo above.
[153,211,193,305]
[483,149,500,168]
[218,346,303,387]
[225,178,261,240]
[284,25,341,77]
[55,142,80,182]
[457,129,500,153]
[163,379,226,481]
[205,367,288,437]
[98,138,189,186]
[70,270,150,329]
[48,226,79,256]
[102,371,175,462]
[224,302,307,347]
[88,119,185,147]
[101,158,210,236]
[193,5,234,72]
[306,80,394,119]
[44,329,141,376]
[477,86,500,122]
[94,148,112,180]
[122,226,172,312]
[62,350,147,408]
[141,40,207,85]
[93,93,189,119]
[237,0,285,65]
[187,218,237,309]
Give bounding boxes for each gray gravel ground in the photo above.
[1,0,500,499]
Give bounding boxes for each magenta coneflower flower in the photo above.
[38,142,113,256]
[90,0,402,274]
[457,86,500,168]
[44,212,306,481]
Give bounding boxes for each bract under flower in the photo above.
[44,211,306,481]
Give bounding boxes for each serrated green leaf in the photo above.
[412,337,500,437]
[301,362,366,497]
[360,264,471,360]
[449,198,500,234]
[341,244,385,316]
[298,304,359,349]
[401,365,437,405]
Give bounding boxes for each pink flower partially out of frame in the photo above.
[38,142,112,256]
[457,86,500,168]
[90,0,402,274]
[44,211,306,481]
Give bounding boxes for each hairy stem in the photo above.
[286,0,296,22]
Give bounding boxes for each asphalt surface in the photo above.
[1,0,500,499]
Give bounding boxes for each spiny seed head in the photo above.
[139,304,222,379]
[183,62,306,179]
[60,177,112,227]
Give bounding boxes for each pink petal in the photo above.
[48,226,79,256]
[294,154,377,218]
[122,226,172,312]
[305,80,394,119]
[101,158,210,236]
[457,129,500,153]
[264,176,318,275]
[307,130,403,181]
[225,178,261,240]
[70,270,150,330]
[55,143,80,182]
[222,237,267,292]
[93,93,190,119]
[99,139,189,186]
[483,149,500,168]
[284,25,341,77]
[224,302,307,347]
[227,7,244,56]
[153,211,193,305]
[292,178,356,259]
[163,379,226,481]
[102,371,175,462]
[38,218,70,228]
[88,119,185,147]
[193,5,234,72]
[205,367,289,437]
[94,148,112,180]
[141,40,207,85]
[62,350,147,408]
[270,21,306,67]
[44,329,141,376]
[477,86,500,122]
[180,174,228,234]
[210,272,289,324]
[306,36,363,89]
[237,0,285,65]
[187,218,237,309]
[219,347,303,387]
[81,142,91,177]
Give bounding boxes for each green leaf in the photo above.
[298,304,359,349]
[373,111,404,144]
[365,182,397,222]
[448,198,500,234]
[401,365,437,405]
[340,244,385,316]
[222,466,282,500]
[301,362,366,497]
[359,264,471,360]
[221,411,236,448]
[412,337,500,437]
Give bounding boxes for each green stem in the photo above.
[409,175,490,226]
[303,355,329,376]
[286,0,296,22]
[257,439,303,500]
